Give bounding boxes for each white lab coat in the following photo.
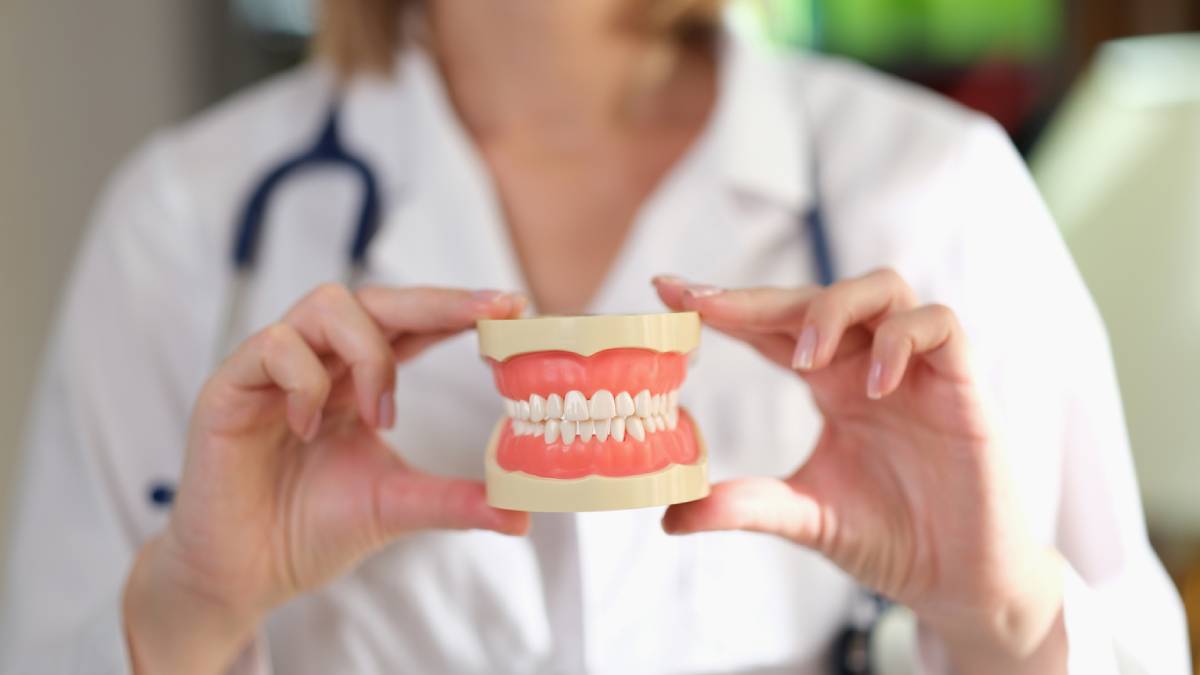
[0,30,1190,675]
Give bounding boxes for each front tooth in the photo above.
[634,390,652,417]
[615,391,635,417]
[594,418,611,441]
[652,393,663,414]
[627,416,646,442]
[589,390,615,420]
[529,395,546,422]
[644,415,658,433]
[611,416,626,442]
[564,390,588,421]
[547,393,563,419]
[577,420,594,442]
[559,419,576,444]
[545,420,560,443]
[504,399,517,417]
[517,400,531,421]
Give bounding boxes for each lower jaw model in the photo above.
[477,313,710,512]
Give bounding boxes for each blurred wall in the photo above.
[0,1,223,561]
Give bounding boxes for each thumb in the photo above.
[375,470,530,537]
[662,477,825,548]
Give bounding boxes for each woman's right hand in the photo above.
[122,285,529,675]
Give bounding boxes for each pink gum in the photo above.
[489,348,687,399]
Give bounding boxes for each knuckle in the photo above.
[925,303,958,325]
[308,282,352,311]
[255,322,296,351]
[870,266,905,287]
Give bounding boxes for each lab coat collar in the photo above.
[337,26,814,224]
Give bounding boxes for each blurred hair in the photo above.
[316,0,724,77]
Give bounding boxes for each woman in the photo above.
[0,0,1189,673]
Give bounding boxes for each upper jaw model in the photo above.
[477,312,710,512]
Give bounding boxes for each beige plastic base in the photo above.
[484,417,710,513]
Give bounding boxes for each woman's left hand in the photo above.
[654,271,1066,674]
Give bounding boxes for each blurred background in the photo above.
[1,0,1198,665]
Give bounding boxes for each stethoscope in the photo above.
[147,99,891,675]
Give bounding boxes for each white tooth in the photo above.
[545,420,560,443]
[654,415,667,432]
[611,416,626,442]
[547,393,563,419]
[589,390,615,420]
[644,415,658,433]
[513,420,525,435]
[504,399,517,417]
[652,394,663,415]
[627,416,646,442]
[666,408,679,430]
[594,418,611,441]
[667,390,679,412]
[559,419,576,444]
[529,394,546,422]
[634,390,652,418]
[577,420,594,442]
[564,390,588,421]
[517,400,531,421]
[615,391,635,418]
[533,422,545,437]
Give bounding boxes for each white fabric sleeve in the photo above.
[911,119,1190,674]
[0,137,270,675]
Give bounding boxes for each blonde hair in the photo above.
[316,0,724,77]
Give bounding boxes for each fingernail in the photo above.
[793,326,817,370]
[378,391,395,429]
[682,285,723,301]
[652,275,687,286]
[866,360,884,400]
[303,409,323,442]
[471,289,508,303]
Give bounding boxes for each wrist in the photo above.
[924,547,1067,675]
[123,535,262,675]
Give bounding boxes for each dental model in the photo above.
[477,312,709,512]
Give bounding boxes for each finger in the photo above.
[791,268,918,372]
[356,287,526,343]
[868,304,972,399]
[214,323,331,440]
[662,477,824,548]
[652,276,819,333]
[375,471,530,537]
[284,283,397,429]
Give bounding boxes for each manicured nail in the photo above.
[378,391,396,429]
[682,285,723,301]
[303,409,323,442]
[793,326,818,370]
[866,361,884,400]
